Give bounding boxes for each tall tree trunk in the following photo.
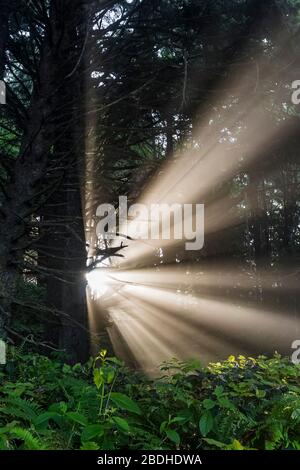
[0,1,14,338]
[59,160,89,363]
[40,0,89,362]
[0,1,89,347]
[41,133,89,363]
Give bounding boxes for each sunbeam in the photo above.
[84,11,300,372]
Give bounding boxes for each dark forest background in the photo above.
[0,0,299,365]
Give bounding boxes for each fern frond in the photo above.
[9,427,46,450]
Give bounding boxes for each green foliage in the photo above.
[0,350,299,450]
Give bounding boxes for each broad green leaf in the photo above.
[93,369,104,389]
[217,396,235,409]
[110,393,141,415]
[199,411,214,437]
[106,367,116,384]
[67,412,88,426]
[170,416,188,424]
[160,421,167,433]
[34,412,61,426]
[81,424,104,442]
[203,399,216,410]
[166,429,180,445]
[113,417,130,433]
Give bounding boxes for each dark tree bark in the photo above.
[40,0,89,362]
[41,131,89,362]
[0,1,89,351]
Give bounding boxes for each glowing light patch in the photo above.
[86,269,110,298]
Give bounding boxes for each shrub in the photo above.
[0,349,299,450]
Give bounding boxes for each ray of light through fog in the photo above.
[86,264,299,370]
[84,18,300,372]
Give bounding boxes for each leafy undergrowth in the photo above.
[0,349,299,450]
